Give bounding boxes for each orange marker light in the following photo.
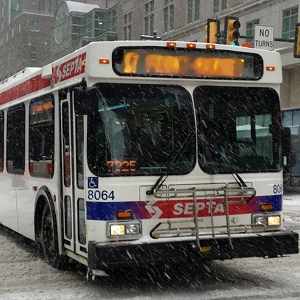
[187,43,196,49]
[206,44,216,50]
[99,58,110,64]
[166,42,176,48]
[241,43,252,48]
[266,66,275,71]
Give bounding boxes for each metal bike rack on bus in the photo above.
[150,184,258,253]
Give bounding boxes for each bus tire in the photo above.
[41,202,63,269]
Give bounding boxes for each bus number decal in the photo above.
[88,190,115,201]
[273,184,283,194]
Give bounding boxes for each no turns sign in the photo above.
[254,25,274,50]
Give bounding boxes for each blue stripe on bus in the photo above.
[86,194,282,221]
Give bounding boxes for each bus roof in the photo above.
[0,40,282,107]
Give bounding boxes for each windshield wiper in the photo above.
[215,145,247,188]
[218,149,256,202]
[146,174,167,196]
[146,131,194,196]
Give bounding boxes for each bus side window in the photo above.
[7,104,25,174]
[29,95,54,178]
[76,115,84,189]
[0,111,4,172]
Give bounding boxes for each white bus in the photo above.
[0,40,298,277]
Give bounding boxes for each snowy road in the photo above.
[1,194,300,300]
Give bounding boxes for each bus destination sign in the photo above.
[113,47,263,80]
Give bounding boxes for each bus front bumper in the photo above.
[88,231,299,270]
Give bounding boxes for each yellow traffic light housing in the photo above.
[204,19,219,44]
[225,16,240,45]
[294,23,300,58]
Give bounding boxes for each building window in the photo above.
[39,0,52,12]
[282,6,298,39]
[31,45,37,61]
[187,0,200,24]
[246,19,259,43]
[164,0,174,33]
[8,51,14,67]
[0,1,3,18]
[9,0,23,23]
[16,46,20,60]
[221,0,227,10]
[144,0,154,36]
[213,0,219,13]
[29,20,39,32]
[124,11,132,40]
[283,109,300,134]
[213,0,227,13]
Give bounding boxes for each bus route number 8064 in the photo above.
[273,184,283,194]
[88,189,115,201]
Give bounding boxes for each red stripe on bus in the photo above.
[0,75,51,105]
[0,52,87,105]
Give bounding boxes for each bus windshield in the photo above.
[87,83,196,176]
[195,86,282,174]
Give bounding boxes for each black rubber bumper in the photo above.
[88,231,299,270]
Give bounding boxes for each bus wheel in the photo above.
[41,202,62,269]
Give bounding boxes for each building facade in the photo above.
[1,0,300,187]
[0,0,60,81]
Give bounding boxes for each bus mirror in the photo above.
[282,127,291,157]
[74,87,99,115]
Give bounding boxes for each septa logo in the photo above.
[53,52,86,83]
[173,201,225,217]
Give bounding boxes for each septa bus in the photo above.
[0,40,298,278]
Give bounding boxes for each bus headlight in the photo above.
[110,224,126,236]
[107,221,141,237]
[253,214,281,227]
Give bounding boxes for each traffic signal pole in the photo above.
[204,16,297,54]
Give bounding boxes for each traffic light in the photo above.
[294,23,300,58]
[204,19,219,44]
[224,16,240,45]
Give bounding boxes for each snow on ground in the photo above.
[0,194,300,299]
[283,194,300,205]
[283,193,300,224]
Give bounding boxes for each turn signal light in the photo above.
[117,210,133,219]
[260,204,273,211]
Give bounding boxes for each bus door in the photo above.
[60,95,87,258]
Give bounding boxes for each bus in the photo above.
[0,40,298,278]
